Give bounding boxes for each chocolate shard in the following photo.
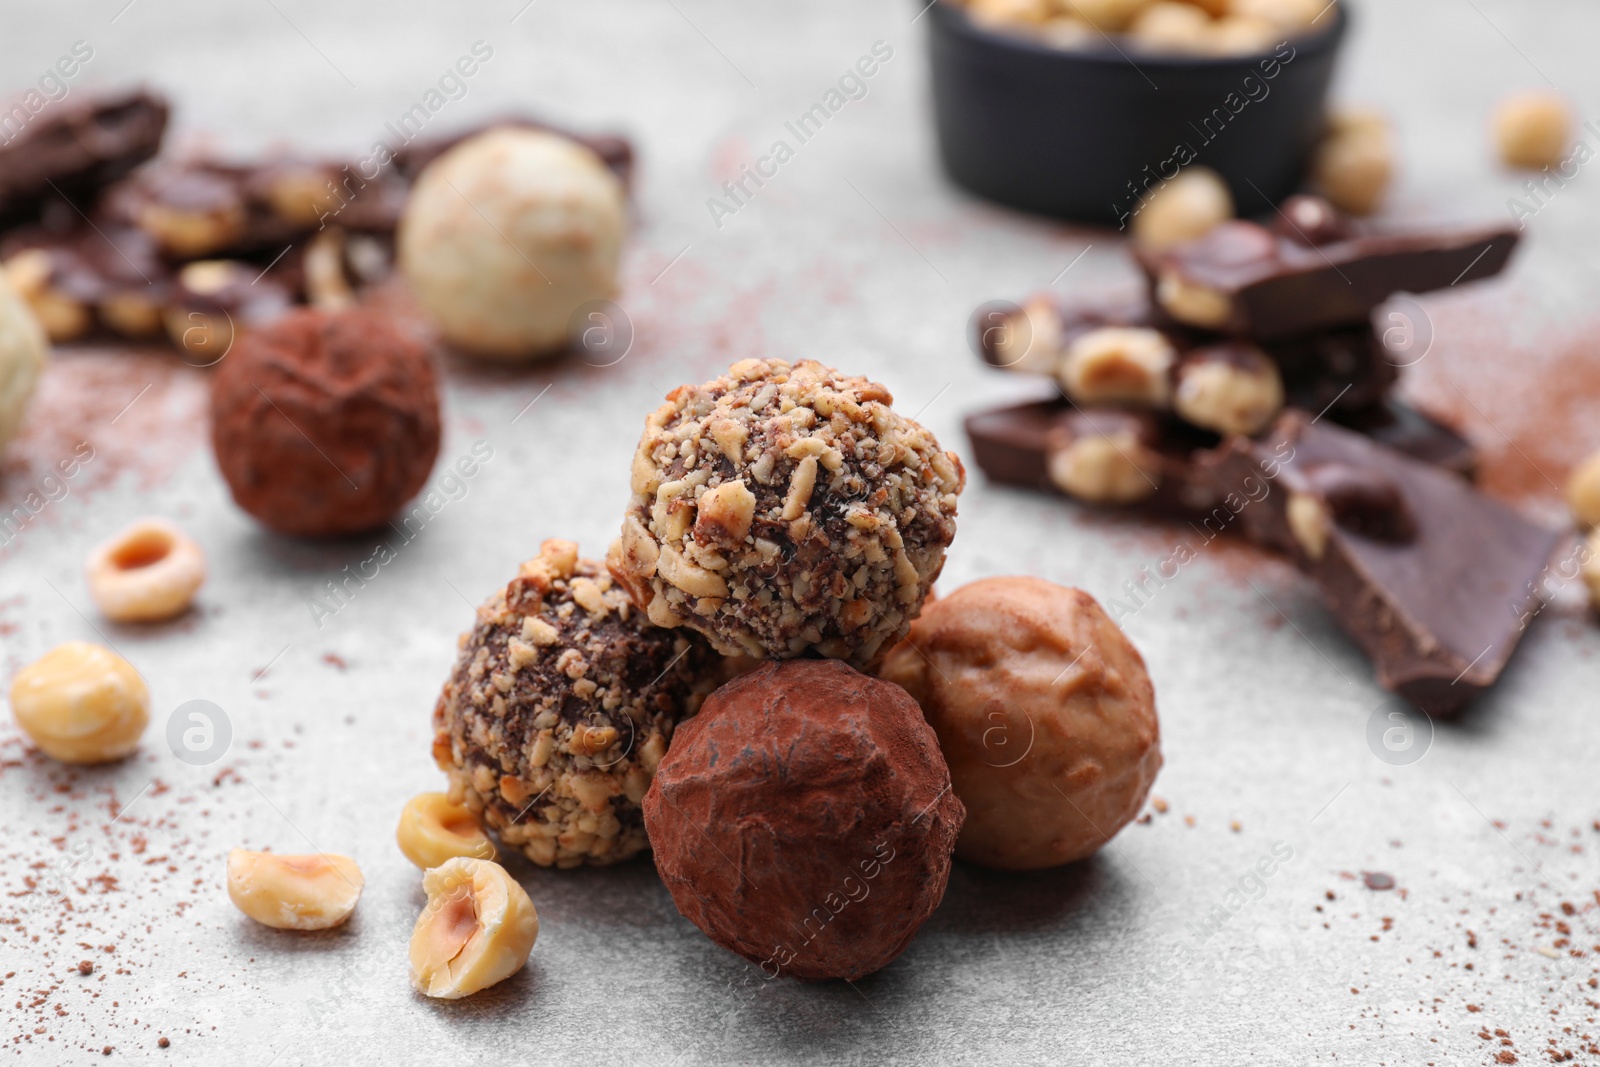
[964,397,1222,515]
[1198,411,1561,716]
[0,88,169,220]
[1329,396,1478,479]
[1137,215,1520,341]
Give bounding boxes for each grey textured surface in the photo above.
[3,1,1600,1064]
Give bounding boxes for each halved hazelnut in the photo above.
[1047,431,1161,505]
[1058,327,1176,408]
[226,849,364,930]
[1156,271,1233,329]
[396,792,496,870]
[409,858,538,999]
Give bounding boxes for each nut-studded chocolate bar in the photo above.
[1198,411,1560,715]
[1136,204,1519,341]
[0,88,168,220]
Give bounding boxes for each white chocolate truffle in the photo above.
[398,128,626,361]
[0,272,48,454]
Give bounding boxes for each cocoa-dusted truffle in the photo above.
[880,577,1161,871]
[210,306,440,537]
[644,659,964,980]
[611,359,964,669]
[433,539,724,868]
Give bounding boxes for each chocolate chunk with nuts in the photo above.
[432,540,724,868]
[0,88,168,221]
[611,359,964,668]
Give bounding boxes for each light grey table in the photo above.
[3,1,1599,1064]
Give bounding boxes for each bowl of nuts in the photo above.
[926,0,1349,225]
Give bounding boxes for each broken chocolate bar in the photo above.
[1137,213,1519,341]
[1200,411,1560,715]
[0,88,168,220]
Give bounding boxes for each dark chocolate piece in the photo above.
[0,88,168,219]
[1330,396,1477,479]
[964,397,1221,514]
[1138,216,1519,341]
[1200,412,1559,715]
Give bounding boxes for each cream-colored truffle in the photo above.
[0,272,49,455]
[398,127,626,361]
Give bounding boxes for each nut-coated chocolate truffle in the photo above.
[610,358,964,669]
[879,577,1161,871]
[433,540,724,868]
[0,272,47,455]
[644,659,965,980]
[209,306,440,537]
[398,127,625,360]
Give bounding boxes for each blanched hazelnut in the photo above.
[1312,107,1394,217]
[1058,327,1175,407]
[1173,344,1284,436]
[1047,431,1161,504]
[1128,2,1211,51]
[1133,167,1234,252]
[9,642,149,764]
[1568,451,1600,529]
[1038,16,1096,48]
[4,250,90,343]
[1286,491,1329,560]
[409,858,538,999]
[227,850,364,930]
[1493,90,1574,171]
[396,792,496,870]
[85,518,206,623]
[1063,0,1151,32]
[965,0,1053,28]
[1156,269,1233,329]
[302,228,355,311]
[1229,0,1324,31]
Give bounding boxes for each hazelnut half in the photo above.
[85,517,206,623]
[1173,344,1284,437]
[409,858,538,999]
[1047,430,1161,505]
[1058,327,1176,408]
[396,792,496,870]
[226,849,364,930]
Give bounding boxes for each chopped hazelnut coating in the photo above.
[611,359,964,668]
[432,539,723,868]
[409,858,538,999]
[9,642,149,764]
[226,850,364,931]
[396,792,496,870]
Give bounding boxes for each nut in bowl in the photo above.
[926,0,1348,223]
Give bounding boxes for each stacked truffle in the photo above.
[965,195,1561,714]
[430,356,1163,980]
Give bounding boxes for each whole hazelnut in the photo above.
[1128,2,1211,52]
[1057,326,1176,408]
[1132,167,1235,253]
[1312,107,1395,217]
[1493,91,1574,171]
[1173,343,1284,437]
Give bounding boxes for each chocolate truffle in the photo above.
[644,659,965,980]
[610,359,964,669]
[209,306,440,537]
[398,127,625,360]
[879,577,1161,871]
[433,539,724,868]
[0,272,47,455]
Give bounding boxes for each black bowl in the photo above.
[926,3,1349,226]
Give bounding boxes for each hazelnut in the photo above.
[1173,344,1284,436]
[302,228,355,311]
[226,850,364,931]
[97,291,165,338]
[8,642,149,764]
[409,858,538,999]
[1229,0,1324,31]
[1062,0,1152,32]
[1132,167,1234,252]
[1565,450,1600,529]
[1155,269,1233,329]
[1038,16,1096,48]
[396,792,496,870]
[261,163,341,228]
[1493,90,1574,171]
[1272,194,1351,246]
[1047,431,1161,505]
[4,250,90,343]
[965,0,1053,28]
[135,171,247,259]
[1058,327,1176,407]
[1286,491,1330,560]
[85,517,206,623]
[1204,14,1278,54]
[1312,107,1394,217]
[985,295,1062,376]
[1128,2,1212,52]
